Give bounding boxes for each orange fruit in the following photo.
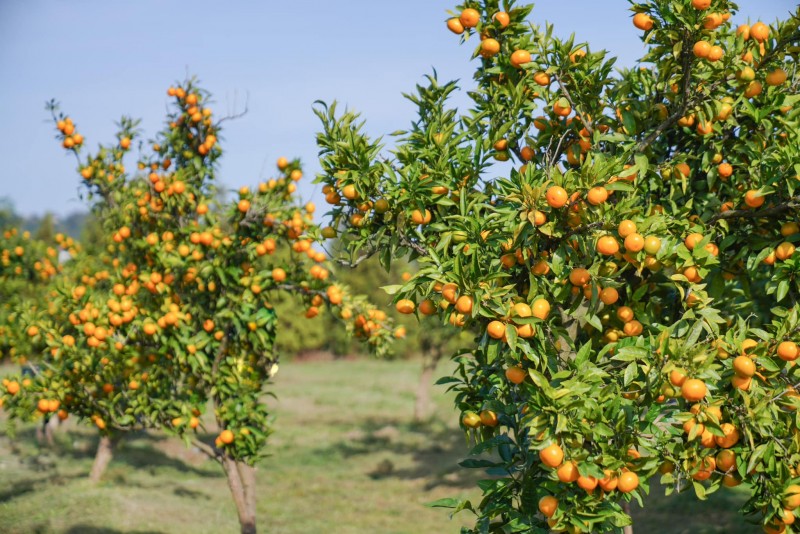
[707,45,724,61]
[778,341,799,361]
[480,410,499,427]
[532,299,551,320]
[493,11,510,28]
[462,411,481,428]
[731,375,752,391]
[617,471,639,493]
[776,242,796,261]
[749,21,769,42]
[744,190,764,208]
[505,366,527,384]
[488,320,506,339]
[481,38,501,57]
[557,461,580,483]
[632,13,654,31]
[396,299,415,314]
[419,299,436,316]
[587,186,608,205]
[684,233,703,250]
[219,429,235,444]
[643,236,661,255]
[538,495,558,518]
[446,18,464,34]
[459,8,480,28]
[692,457,715,481]
[767,69,788,86]
[599,287,619,305]
[716,450,736,472]
[596,236,620,256]
[546,186,568,208]
[733,355,756,377]
[441,283,459,304]
[539,443,564,468]
[715,423,740,448]
[624,233,644,252]
[510,49,531,68]
[784,485,800,510]
[456,295,474,314]
[691,0,711,9]
[533,72,550,86]
[682,378,707,402]
[599,470,619,492]
[618,220,637,238]
[411,209,432,225]
[693,41,712,58]
[577,475,598,491]
[569,267,590,286]
[617,306,634,323]
[512,302,532,318]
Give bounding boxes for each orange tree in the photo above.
[314,1,800,532]
[0,80,392,534]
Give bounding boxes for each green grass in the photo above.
[0,358,757,533]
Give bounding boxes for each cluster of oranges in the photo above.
[56,116,84,149]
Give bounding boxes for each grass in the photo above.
[0,358,757,533]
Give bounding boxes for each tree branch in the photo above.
[709,195,800,224]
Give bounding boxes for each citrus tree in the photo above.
[314,1,800,532]
[0,80,393,534]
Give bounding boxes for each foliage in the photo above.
[314,1,800,532]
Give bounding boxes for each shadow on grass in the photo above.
[0,471,88,504]
[63,526,164,534]
[311,416,482,490]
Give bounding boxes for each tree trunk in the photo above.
[414,351,440,423]
[622,502,634,534]
[89,434,118,483]
[222,455,257,534]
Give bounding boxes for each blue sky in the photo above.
[0,0,793,218]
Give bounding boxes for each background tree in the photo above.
[0,80,393,534]
[314,1,800,532]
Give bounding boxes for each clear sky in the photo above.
[0,0,794,218]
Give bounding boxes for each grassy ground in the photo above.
[1,358,757,533]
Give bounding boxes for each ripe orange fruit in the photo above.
[441,283,459,304]
[744,190,764,208]
[784,485,800,510]
[596,236,620,256]
[546,186,568,208]
[532,299,551,320]
[272,268,287,282]
[716,449,736,472]
[396,299,416,314]
[539,443,564,468]
[778,341,799,361]
[505,366,527,384]
[587,186,608,205]
[487,320,506,339]
[749,21,769,42]
[538,495,558,518]
[455,295,474,314]
[691,0,711,9]
[419,299,436,316]
[599,470,619,491]
[553,99,571,117]
[6,382,20,396]
[681,378,707,402]
[411,209,432,225]
[557,461,580,483]
[715,423,740,448]
[624,233,644,252]
[618,220,637,238]
[692,456,715,481]
[512,302,532,318]
[776,242,796,261]
[493,11,510,28]
[577,475,598,491]
[237,199,251,213]
[481,38,501,57]
[731,374,752,391]
[219,429,235,445]
[510,49,531,68]
[632,13,654,31]
[718,162,733,178]
[569,267,590,286]
[733,355,756,377]
[599,287,619,305]
[684,233,703,250]
[707,45,724,61]
[767,69,788,86]
[480,410,499,427]
[533,71,550,86]
[459,8,480,28]
[692,40,712,58]
[446,18,465,34]
[617,471,639,493]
